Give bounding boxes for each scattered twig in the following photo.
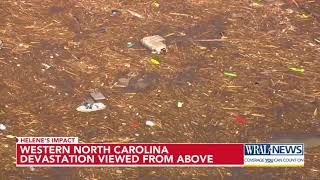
[127,10,144,19]
[291,0,299,7]
[194,39,226,42]
[0,60,9,65]
[169,12,193,18]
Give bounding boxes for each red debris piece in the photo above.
[287,0,294,5]
[233,115,246,124]
[287,0,299,7]
[130,121,140,128]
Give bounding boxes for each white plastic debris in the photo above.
[0,123,6,130]
[141,35,167,54]
[48,85,56,89]
[145,120,156,127]
[116,170,122,174]
[76,103,106,113]
[30,167,36,171]
[177,102,183,108]
[41,63,51,70]
[6,135,15,138]
[128,10,144,19]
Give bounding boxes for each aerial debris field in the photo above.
[0,0,319,179]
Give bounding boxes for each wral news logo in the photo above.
[245,144,304,155]
[244,144,304,167]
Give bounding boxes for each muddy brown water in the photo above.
[270,132,320,148]
[1,0,320,179]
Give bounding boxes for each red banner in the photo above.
[16,144,244,167]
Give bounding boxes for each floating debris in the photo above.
[289,67,305,73]
[76,102,106,113]
[128,10,144,19]
[287,0,299,7]
[30,167,36,171]
[141,35,167,54]
[131,121,140,128]
[195,39,226,42]
[111,8,121,14]
[249,2,263,8]
[150,58,160,65]
[299,13,311,19]
[0,109,5,115]
[98,27,107,33]
[224,71,237,77]
[0,40,3,49]
[6,135,15,139]
[114,78,130,88]
[85,97,97,105]
[90,91,106,101]
[116,169,122,174]
[285,9,294,14]
[41,63,51,70]
[152,1,160,8]
[127,42,134,48]
[314,37,320,44]
[177,102,183,108]
[233,115,246,124]
[0,123,6,130]
[145,120,156,127]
